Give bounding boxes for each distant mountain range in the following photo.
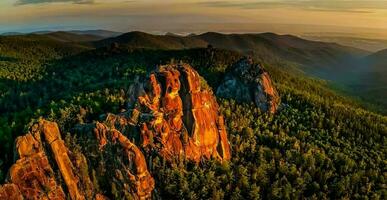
[93,31,387,113]
[303,35,387,52]
[0,30,385,113]
[352,49,387,109]
[96,31,368,61]
[95,31,369,79]
[42,31,105,42]
[1,29,122,38]
[95,31,207,49]
[367,49,387,63]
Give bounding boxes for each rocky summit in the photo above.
[216,57,280,113]
[127,63,231,162]
[0,63,231,200]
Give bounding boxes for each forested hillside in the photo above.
[0,35,386,199]
[340,48,387,114]
[95,31,387,114]
[96,31,368,68]
[0,34,91,81]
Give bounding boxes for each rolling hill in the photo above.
[93,31,386,114]
[349,49,387,110]
[194,32,367,57]
[1,29,122,38]
[66,29,122,38]
[95,31,368,75]
[1,31,384,113]
[0,33,91,81]
[96,31,368,59]
[43,31,105,43]
[303,35,387,52]
[367,48,387,63]
[95,31,207,49]
[0,34,91,60]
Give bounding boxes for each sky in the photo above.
[1,0,387,37]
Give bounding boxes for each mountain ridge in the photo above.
[43,31,105,42]
[367,48,387,62]
[1,29,122,38]
[95,31,369,65]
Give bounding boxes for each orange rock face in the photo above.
[0,123,66,200]
[0,184,22,200]
[0,119,153,200]
[41,120,87,200]
[131,64,231,162]
[259,71,280,113]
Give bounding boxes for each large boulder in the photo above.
[216,58,280,113]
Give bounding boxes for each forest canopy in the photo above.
[0,37,386,199]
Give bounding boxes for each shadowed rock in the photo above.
[93,122,155,199]
[217,57,280,113]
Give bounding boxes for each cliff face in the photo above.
[0,123,67,200]
[0,63,230,199]
[129,64,231,162]
[0,121,87,200]
[216,58,280,113]
[0,120,153,200]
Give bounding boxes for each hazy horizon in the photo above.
[1,0,387,39]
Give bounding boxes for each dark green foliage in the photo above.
[0,159,3,182]
[152,91,386,199]
[0,34,90,81]
[0,45,240,182]
[0,41,385,199]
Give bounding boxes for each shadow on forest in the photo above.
[0,55,18,62]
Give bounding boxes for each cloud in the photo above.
[15,0,94,5]
[197,0,387,13]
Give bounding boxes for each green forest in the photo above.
[0,35,386,199]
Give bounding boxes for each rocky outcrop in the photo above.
[0,121,67,200]
[128,63,231,162]
[93,122,155,199]
[216,57,280,113]
[42,120,89,200]
[0,120,153,200]
[0,62,230,199]
[0,184,23,200]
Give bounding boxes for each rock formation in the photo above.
[128,63,231,162]
[0,62,230,199]
[0,121,69,200]
[216,57,280,113]
[0,120,154,200]
[93,122,155,199]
